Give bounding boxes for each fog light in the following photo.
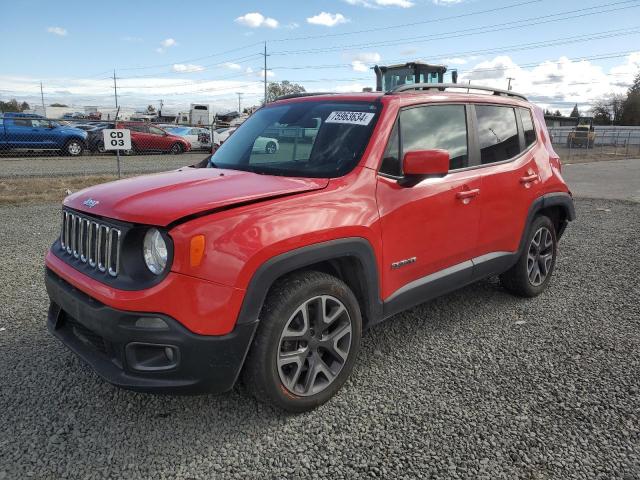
[165,346,175,362]
[135,317,169,330]
[125,343,179,372]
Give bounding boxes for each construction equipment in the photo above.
[567,116,596,148]
[374,61,458,92]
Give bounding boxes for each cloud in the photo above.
[156,38,177,53]
[285,22,300,30]
[171,63,205,73]
[47,27,67,36]
[307,12,349,27]
[223,62,242,70]
[235,12,279,29]
[442,57,468,65]
[347,52,381,71]
[400,47,418,56]
[458,53,639,113]
[344,0,414,7]
[432,0,465,4]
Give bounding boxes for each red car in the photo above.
[45,85,574,412]
[117,122,191,154]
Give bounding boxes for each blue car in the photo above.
[0,113,88,156]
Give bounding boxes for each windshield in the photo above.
[209,101,379,178]
[168,127,190,134]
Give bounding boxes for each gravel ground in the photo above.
[0,199,638,479]
[0,152,208,178]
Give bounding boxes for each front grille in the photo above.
[60,210,121,277]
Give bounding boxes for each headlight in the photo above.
[143,228,168,275]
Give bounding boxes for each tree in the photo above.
[50,103,68,107]
[145,105,156,114]
[569,104,580,118]
[590,98,612,125]
[543,108,551,115]
[0,98,29,112]
[621,71,640,125]
[266,80,306,103]
[554,110,562,116]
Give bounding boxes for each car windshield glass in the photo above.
[208,101,379,178]
[169,127,190,134]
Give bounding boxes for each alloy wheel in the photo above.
[277,295,352,397]
[527,226,554,286]
[68,141,82,156]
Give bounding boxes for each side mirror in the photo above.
[402,149,449,179]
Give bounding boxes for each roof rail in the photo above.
[275,92,337,101]
[387,83,527,101]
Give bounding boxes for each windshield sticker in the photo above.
[325,111,375,126]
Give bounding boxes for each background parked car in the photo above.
[252,136,279,154]
[86,123,116,153]
[116,122,191,154]
[0,113,87,156]
[213,127,237,146]
[165,126,212,150]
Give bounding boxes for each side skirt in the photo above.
[380,251,517,321]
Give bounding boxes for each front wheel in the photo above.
[500,215,557,297]
[170,143,184,155]
[242,271,362,412]
[63,139,84,157]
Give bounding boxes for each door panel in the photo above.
[474,105,541,254]
[375,103,481,300]
[377,173,482,299]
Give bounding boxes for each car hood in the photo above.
[64,167,329,226]
[60,127,88,137]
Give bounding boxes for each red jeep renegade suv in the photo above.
[45,85,574,412]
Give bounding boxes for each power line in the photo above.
[271,0,640,55]
[269,0,543,42]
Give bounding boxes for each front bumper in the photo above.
[45,268,258,394]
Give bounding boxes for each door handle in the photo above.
[520,173,539,184]
[456,188,480,200]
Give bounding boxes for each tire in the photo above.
[170,143,184,155]
[63,139,84,157]
[96,141,106,154]
[242,270,362,412]
[265,141,277,154]
[500,215,557,297]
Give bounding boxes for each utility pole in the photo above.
[113,69,119,112]
[506,77,515,91]
[40,82,46,117]
[262,42,269,105]
[158,99,164,116]
[236,92,243,113]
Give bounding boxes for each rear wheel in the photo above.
[63,139,84,157]
[96,141,106,154]
[242,271,362,412]
[170,143,184,155]
[500,215,557,297]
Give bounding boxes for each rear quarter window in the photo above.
[519,107,536,148]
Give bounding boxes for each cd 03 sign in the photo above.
[102,129,132,150]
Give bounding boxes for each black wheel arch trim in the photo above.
[235,237,383,327]
[518,192,575,254]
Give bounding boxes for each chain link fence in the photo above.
[549,126,640,163]
[0,115,216,179]
[4,115,639,178]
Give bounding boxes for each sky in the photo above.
[1,0,640,115]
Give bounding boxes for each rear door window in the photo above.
[475,105,521,164]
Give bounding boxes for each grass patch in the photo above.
[0,175,126,206]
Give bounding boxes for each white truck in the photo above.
[175,104,210,126]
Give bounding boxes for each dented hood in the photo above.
[64,167,329,226]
